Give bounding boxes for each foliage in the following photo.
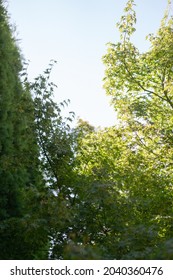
[25,61,77,259]
[0,1,48,259]
[102,0,173,259]
[1,0,173,260]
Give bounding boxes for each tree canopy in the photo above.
[0,0,173,260]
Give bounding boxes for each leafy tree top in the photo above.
[103,0,173,124]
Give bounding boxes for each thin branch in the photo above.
[122,35,170,104]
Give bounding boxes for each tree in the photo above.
[46,0,173,259]
[102,0,173,259]
[26,61,78,259]
[0,1,48,259]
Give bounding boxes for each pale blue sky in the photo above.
[8,0,170,127]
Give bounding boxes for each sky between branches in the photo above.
[8,0,169,127]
